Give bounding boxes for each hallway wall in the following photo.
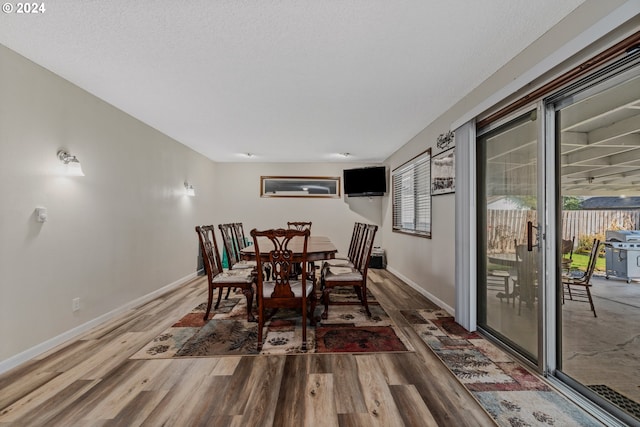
[0,45,219,365]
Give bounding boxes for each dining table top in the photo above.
[487,253,518,267]
[240,235,337,262]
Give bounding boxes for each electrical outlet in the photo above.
[72,297,80,312]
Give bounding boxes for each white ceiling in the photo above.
[0,0,586,163]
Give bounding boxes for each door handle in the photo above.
[527,221,540,252]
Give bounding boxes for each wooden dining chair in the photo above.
[232,222,271,280]
[321,223,378,319]
[250,228,316,351]
[323,222,365,268]
[218,223,256,271]
[232,222,250,250]
[513,244,537,315]
[287,221,313,276]
[562,238,600,317]
[195,225,256,322]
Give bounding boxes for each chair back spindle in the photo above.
[287,221,312,231]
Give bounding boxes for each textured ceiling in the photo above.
[0,1,586,162]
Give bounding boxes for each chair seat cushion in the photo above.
[324,267,363,282]
[323,258,353,268]
[231,260,257,269]
[212,269,254,284]
[262,280,314,298]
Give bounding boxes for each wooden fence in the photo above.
[486,209,640,253]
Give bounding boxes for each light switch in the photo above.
[36,207,48,223]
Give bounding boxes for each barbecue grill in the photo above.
[604,230,640,283]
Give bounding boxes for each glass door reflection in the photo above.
[478,111,540,361]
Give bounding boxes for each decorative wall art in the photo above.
[431,148,455,195]
[436,130,455,150]
[260,176,341,198]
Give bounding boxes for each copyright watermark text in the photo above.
[2,2,46,13]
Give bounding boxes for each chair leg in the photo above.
[361,285,371,317]
[203,283,214,321]
[301,300,307,352]
[225,287,232,300]
[321,288,331,320]
[309,286,317,326]
[214,286,224,309]
[353,286,363,301]
[242,287,256,322]
[503,276,510,305]
[585,286,597,317]
[257,308,264,351]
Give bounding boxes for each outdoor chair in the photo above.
[562,238,600,317]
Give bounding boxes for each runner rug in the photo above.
[402,308,600,426]
[132,286,413,358]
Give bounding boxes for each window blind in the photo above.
[392,149,431,238]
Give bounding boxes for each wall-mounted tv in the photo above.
[343,166,387,197]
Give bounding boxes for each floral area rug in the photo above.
[131,286,412,358]
[402,309,601,426]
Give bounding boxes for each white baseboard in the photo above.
[0,272,197,375]
[385,265,455,316]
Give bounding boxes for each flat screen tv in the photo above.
[343,166,387,197]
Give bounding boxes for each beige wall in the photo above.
[0,45,220,364]
[212,163,383,255]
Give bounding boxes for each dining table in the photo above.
[488,253,518,268]
[240,235,337,262]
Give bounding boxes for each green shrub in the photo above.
[576,233,605,255]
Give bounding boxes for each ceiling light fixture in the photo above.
[246,153,254,158]
[339,152,350,158]
[184,181,195,197]
[57,150,85,176]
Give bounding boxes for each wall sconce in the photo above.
[57,150,85,176]
[184,182,195,197]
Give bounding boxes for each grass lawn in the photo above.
[566,252,605,273]
[487,253,606,275]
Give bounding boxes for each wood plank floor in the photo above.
[0,269,496,426]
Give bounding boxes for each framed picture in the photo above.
[260,176,341,198]
[431,148,455,195]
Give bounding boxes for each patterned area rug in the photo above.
[132,286,413,358]
[402,309,600,426]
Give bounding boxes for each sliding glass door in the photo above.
[477,110,542,362]
[550,61,640,424]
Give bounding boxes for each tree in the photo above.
[562,196,583,210]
